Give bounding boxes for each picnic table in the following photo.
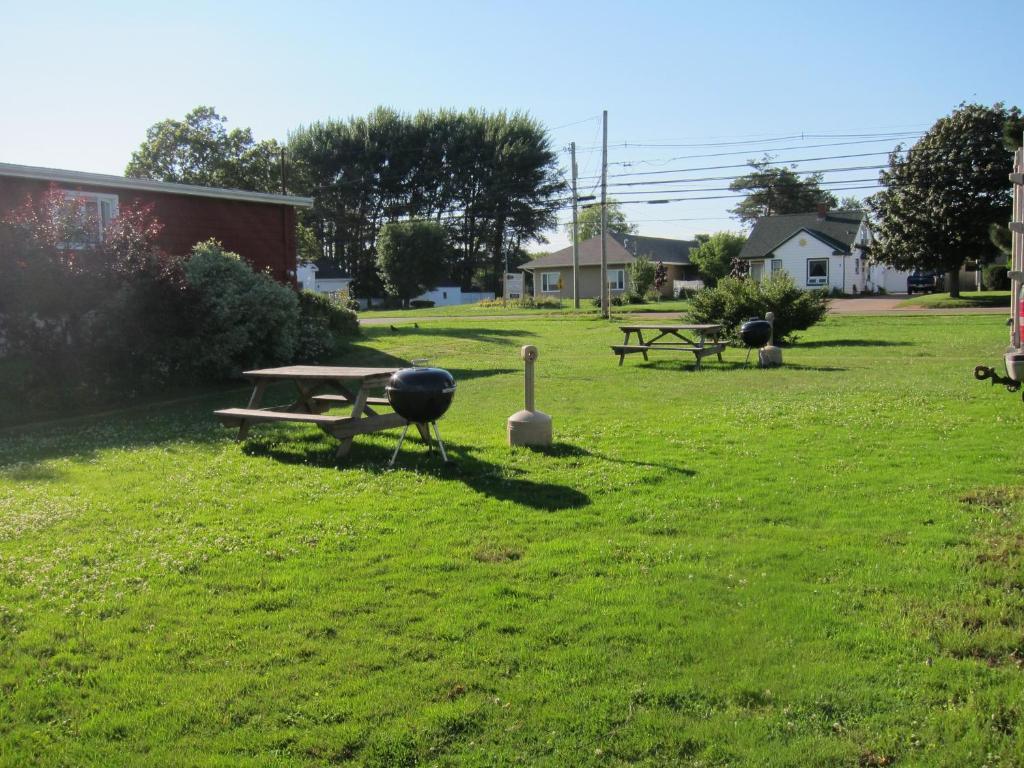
[611,323,725,369]
[214,365,419,457]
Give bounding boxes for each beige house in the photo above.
[519,232,701,300]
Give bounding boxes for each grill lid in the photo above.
[385,367,456,423]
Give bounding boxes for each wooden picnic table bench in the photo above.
[612,324,725,369]
[214,365,425,457]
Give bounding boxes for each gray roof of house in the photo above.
[312,260,351,279]
[520,232,697,270]
[738,210,866,260]
[0,162,314,207]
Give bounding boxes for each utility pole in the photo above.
[600,110,609,319]
[570,142,580,309]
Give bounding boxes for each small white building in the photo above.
[297,260,353,294]
[739,207,910,294]
[412,285,494,306]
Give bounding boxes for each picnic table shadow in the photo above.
[633,359,847,372]
[243,434,591,512]
[796,339,914,349]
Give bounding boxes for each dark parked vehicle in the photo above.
[906,271,943,294]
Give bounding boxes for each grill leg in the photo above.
[744,347,753,366]
[431,422,449,463]
[388,424,411,467]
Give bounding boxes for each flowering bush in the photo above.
[1,188,359,410]
[1,187,187,400]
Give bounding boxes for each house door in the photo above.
[749,261,764,281]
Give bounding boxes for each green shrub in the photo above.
[687,272,830,343]
[296,290,359,361]
[983,263,1010,291]
[610,294,625,306]
[182,240,299,378]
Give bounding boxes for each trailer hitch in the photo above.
[974,365,1022,398]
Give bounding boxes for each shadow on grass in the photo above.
[529,442,696,477]
[796,339,914,349]
[364,326,537,346]
[627,358,847,373]
[243,433,591,512]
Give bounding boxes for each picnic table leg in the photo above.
[332,383,380,416]
[237,382,267,440]
[636,330,648,361]
[335,388,369,458]
[293,380,319,413]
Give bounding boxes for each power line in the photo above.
[603,135,924,169]
[572,129,924,152]
[578,150,908,181]
[606,163,888,188]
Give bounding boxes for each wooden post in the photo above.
[1012,143,1023,351]
[600,110,608,319]
[571,142,580,310]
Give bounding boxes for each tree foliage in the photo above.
[729,156,837,225]
[375,220,450,305]
[688,231,747,284]
[569,199,635,242]
[627,254,657,298]
[126,106,282,192]
[868,102,1020,297]
[289,108,563,296]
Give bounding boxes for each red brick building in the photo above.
[0,162,313,283]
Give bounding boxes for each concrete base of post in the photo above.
[508,409,552,447]
[759,345,783,368]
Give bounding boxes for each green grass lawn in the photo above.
[2,315,1023,766]
[897,290,1011,309]
[360,298,691,319]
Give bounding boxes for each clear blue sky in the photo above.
[3,0,1019,249]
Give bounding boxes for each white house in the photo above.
[738,206,910,294]
[297,260,353,294]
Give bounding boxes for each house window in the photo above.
[771,259,783,274]
[854,258,860,275]
[608,269,625,291]
[540,272,561,292]
[62,190,118,245]
[807,258,829,286]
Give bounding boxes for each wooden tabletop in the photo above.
[243,365,401,381]
[618,324,721,332]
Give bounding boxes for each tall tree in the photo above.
[126,106,282,192]
[375,220,449,306]
[568,199,635,242]
[868,102,1020,298]
[288,108,563,296]
[688,231,747,285]
[729,156,837,225]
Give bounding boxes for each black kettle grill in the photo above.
[385,367,456,465]
[740,318,773,364]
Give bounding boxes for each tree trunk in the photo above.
[947,269,960,298]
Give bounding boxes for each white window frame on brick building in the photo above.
[62,190,118,244]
